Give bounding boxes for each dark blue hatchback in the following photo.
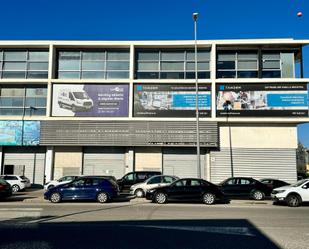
[44,176,119,203]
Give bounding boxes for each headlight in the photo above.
[273,190,286,194]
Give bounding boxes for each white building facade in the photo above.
[0,39,308,185]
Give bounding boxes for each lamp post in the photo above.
[193,12,201,178]
[223,100,234,177]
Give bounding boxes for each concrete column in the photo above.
[210,43,217,118]
[125,147,134,173]
[0,146,3,174]
[44,146,54,183]
[205,152,211,181]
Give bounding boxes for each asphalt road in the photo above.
[0,199,308,249]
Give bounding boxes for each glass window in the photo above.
[82,61,105,70]
[59,51,81,60]
[58,60,80,70]
[137,173,148,180]
[28,51,49,61]
[187,51,210,60]
[225,179,236,185]
[58,71,80,79]
[137,52,159,61]
[161,62,183,70]
[147,176,161,184]
[107,51,129,60]
[28,62,48,70]
[161,51,184,60]
[83,52,105,60]
[186,62,209,71]
[3,62,26,70]
[263,61,280,69]
[124,173,134,181]
[163,176,176,183]
[217,61,235,70]
[4,51,27,61]
[239,179,250,185]
[0,50,48,79]
[174,180,186,187]
[82,71,105,79]
[237,61,258,70]
[190,180,201,186]
[106,71,129,79]
[137,62,159,71]
[106,61,129,70]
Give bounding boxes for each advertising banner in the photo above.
[0,121,40,146]
[52,84,129,117]
[134,84,211,117]
[216,83,309,117]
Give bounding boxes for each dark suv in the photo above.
[117,171,161,192]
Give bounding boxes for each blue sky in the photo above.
[1,0,309,146]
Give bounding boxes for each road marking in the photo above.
[120,225,255,236]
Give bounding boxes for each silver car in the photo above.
[130,175,179,198]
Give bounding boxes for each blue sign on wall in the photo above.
[0,121,40,146]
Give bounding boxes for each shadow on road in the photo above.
[0,219,280,249]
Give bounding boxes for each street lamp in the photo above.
[193,12,201,178]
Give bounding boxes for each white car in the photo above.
[130,175,178,198]
[271,179,309,207]
[0,175,31,193]
[44,176,79,190]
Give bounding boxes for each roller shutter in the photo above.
[3,147,46,185]
[163,148,206,178]
[210,148,297,184]
[83,147,126,179]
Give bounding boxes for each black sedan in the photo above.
[0,178,12,200]
[218,177,272,200]
[260,178,290,191]
[145,178,227,205]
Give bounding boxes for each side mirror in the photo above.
[302,185,308,189]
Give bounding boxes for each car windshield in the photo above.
[291,179,308,187]
[73,92,89,100]
[20,176,28,180]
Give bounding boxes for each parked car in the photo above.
[0,178,12,200]
[0,175,31,193]
[44,176,120,203]
[130,175,179,197]
[117,171,161,192]
[145,178,227,205]
[271,179,309,207]
[260,178,290,191]
[44,175,79,190]
[218,177,271,200]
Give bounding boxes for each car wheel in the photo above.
[97,192,109,203]
[154,192,167,204]
[286,194,301,207]
[11,185,20,193]
[50,192,61,203]
[252,190,265,200]
[72,105,77,112]
[47,185,55,190]
[134,188,145,198]
[202,193,216,205]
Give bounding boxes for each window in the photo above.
[217,51,258,78]
[238,179,251,185]
[124,173,134,181]
[0,50,48,79]
[190,180,201,186]
[147,176,162,184]
[0,85,47,116]
[174,180,187,187]
[225,179,236,185]
[135,49,210,79]
[262,53,281,78]
[163,176,176,183]
[57,50,129,79]
[4,176,18,180]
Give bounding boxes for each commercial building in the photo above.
[0,39,308,186]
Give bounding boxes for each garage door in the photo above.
[163,148,206,178]
[83,147,126,179]
[3,147,46,186]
